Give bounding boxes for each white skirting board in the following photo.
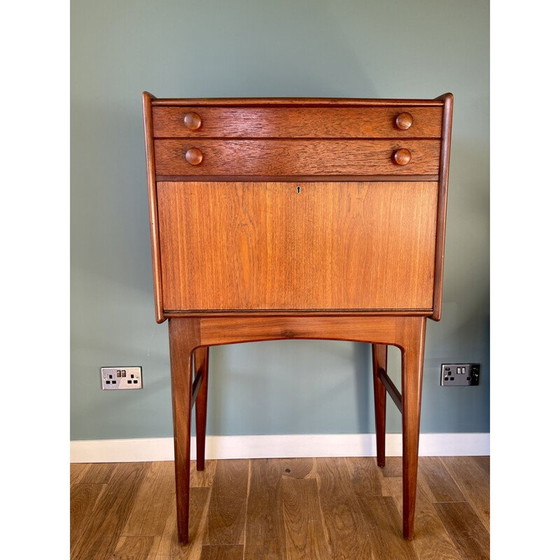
[70,433,489,463]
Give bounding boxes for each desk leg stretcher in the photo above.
[194,347,209,472]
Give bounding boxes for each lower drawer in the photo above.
[156,181,438,312]
[153,139,441,177]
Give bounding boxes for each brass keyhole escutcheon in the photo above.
[296,186,301,194]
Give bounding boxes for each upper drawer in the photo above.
[153,139,441,177]
[152,106,443,139]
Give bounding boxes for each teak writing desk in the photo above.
[142,92,453,544]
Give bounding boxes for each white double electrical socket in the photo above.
[100,367,143,390]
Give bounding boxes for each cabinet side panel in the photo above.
[142,92,165,322]
[157,182,438,312]
[432,93,454,320]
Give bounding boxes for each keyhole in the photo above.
[296,186,301,194]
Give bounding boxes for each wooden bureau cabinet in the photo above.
[143,93,453,544]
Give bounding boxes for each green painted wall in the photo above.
[71,0,489,441]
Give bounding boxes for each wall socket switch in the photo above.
[440,363,480,387]
[101,367,143,390]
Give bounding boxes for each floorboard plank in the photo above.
[419,457,465,503]
[191,459,218,487]
[345,459,416,559]
[379,456,402,478]
[122,462,175,538]
[344,456,384,497]
[381,475,463,560]
[245,459,287,560]
[79,462,117,484]
[205,459,249,546]
[113,536,155,560]
[200,544,244,559]
[316,457,374,559]
[70,483,107,553]
[280,457,316,479]
[361,496,418,560]
[472,456,490,475]
[71,463,147,560]
[155,486,211,559]
[282,477,331,560]
[442,457,490,531]
[70,463,90,485]
[434,501,490,560]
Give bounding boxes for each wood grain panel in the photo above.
[157,181,438,312]
[152,106,443,138]
[154,139,440,177]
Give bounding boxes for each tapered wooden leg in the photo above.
[194,346,209,471]
[372,344,388,468]
[400,318,426,540]
[169,318,199,545]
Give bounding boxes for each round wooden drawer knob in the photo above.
[183,112,202,130]
[395,112,413,130]
[392,148,412,166]
[185,148,203,166]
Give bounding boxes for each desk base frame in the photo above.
[168,314,426,544]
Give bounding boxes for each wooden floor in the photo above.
[71,456,489,560]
